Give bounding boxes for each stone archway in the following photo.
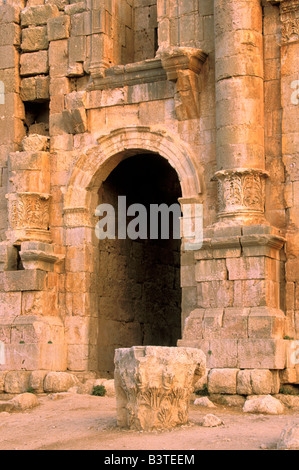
[64,127,202,374]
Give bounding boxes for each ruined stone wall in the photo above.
[0,0,298,394]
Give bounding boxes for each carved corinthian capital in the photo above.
[214,169,269,221]
[280,0,299,43]
[6,192,51,243]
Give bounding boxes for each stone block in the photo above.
[226,257,266,281]
[67,344,90,372]
[29,370,48,393]
[25,79,50,104]
[20,51,49,76]
[11,393,39,410]
[221,308,249,339]
[65,316,98,346]
[237,369,252,395]
[64,91,86,110]
[4,371,31,393]
[200,339,239,369]
[0,244,18,271]
[45,0,69,11]
[11,316,64,344]
[64,2,86,16]
[250,369,273,395]
[47,14,70,41]
[0,292,21,324]
[202,309,224,339]
[0,45,19,69]
[208,369,238,395]
[21,4,59,27]
[0,68,20,93]
[48,39,68,77]
[0,92,25,121]
[0,5,20,25]
[237,339,286,370]
[9,150,49,171]
[62,107,87,134]
[181,265,195,288]
[68,35,85,64]
[44,372,78,392]
[0,23,20,46]
[21,135,49,152]
[0,270,47,292]
[243,395,285,415]
[248,308,285,339]
[21,291,57,315]
[3,342,67,371]
[280,368,298,385]
[198,281,234,309]
[21,26,48,51]
[195,259,227,282]
[182,309,204,342]
[20,76,37,101]
[0,371,7,392]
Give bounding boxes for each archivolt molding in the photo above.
[64,127,203,227]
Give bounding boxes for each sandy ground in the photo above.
[0,394,298,451]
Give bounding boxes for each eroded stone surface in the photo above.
[44,372,79,393]
[11,393,39,411]
[277,424,299,450]
[243,395,285,415]
[114,346,206,431]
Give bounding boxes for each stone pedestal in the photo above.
[114,346,206,431]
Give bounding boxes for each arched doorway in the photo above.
[97,153,182,377]
[64,127,202,375]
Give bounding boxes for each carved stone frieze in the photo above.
[114,346,206,431]
[214,169,269,219]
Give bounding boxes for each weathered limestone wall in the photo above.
[0,0,298,393]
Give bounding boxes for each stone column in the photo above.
[180,0,288,389]
[89,0,113,80]
[214,0,267,223]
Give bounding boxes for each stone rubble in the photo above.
[198,414,224,428]
[194,397,217,408]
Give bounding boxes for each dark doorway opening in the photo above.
[97,153,182,377]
